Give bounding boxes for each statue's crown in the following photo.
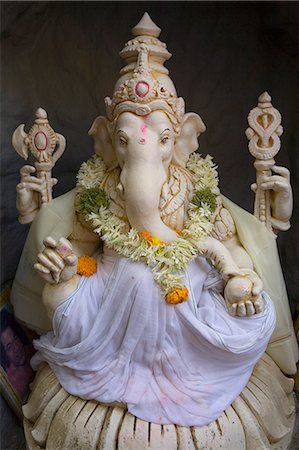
[105,13,185,128]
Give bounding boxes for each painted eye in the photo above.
[119,136,127,146]
[161,136,169,145]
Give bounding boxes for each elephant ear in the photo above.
[88,116,118,169]
[172,113,206,167]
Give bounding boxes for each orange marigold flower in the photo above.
[139,230,152,242]
[176,229,183,235]
[77,256,97,277]
[139,230,165,246]
[165,287,189,305]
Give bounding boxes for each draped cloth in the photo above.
[31,247,276,427]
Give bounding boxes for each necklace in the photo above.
[75,153,219,304]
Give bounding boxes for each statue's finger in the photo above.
[20,165,36,176]
[251,277,263,296]
[34,262,50,274]
[56,237,74,259]
[43,248,65,270]
[22,175,42,184]
[261,174,286,183]
[250,183,257,193]
[253,297,264,314]
[60,267,77,283]
[19,182,43,193]
[245,301,255,316]
[41,192,48,203]
[43,236,57,248]
[260,181,285,192]
[229,303,237,316]
[37,253,60,273]
[34,263,55,284]
[51,178,58,187]
[65,254,78,267]
[16,182,27,192]
[52,272,61,284]
[272,165,290,181]
[239,269,262,296]
[236,302,246,317]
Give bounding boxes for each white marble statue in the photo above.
[11,13,297,449]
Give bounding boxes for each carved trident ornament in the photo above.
[246,92,283,232]
[12,108,66,205]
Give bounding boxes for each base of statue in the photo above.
[23,353,295,450]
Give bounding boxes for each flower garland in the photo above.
[75,153,219,304]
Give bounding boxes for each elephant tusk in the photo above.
[116,182,124,194]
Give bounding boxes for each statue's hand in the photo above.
[34,237,78,285]
[16,165,58,223]
[224,269,264,317]
[251,165,293,226]
[17,165,43,215]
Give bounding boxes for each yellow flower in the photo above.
[139,231,165,246]
[151,236,165,246]
[165,288,189,305]
[77,256,97,277]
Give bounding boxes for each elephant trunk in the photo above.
[120,161,177,242]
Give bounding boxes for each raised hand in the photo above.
[34,237,78,285]
[224,269,264,317]
[251,165,293,228]
[16,165,58,223]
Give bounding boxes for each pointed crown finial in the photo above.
[132,12,161,38]
[104,13,185,130]
[258,91,272,109]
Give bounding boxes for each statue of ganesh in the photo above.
[11,13,297,450]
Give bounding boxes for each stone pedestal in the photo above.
[23,353,295,450]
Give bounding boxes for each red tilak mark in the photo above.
[141,123,148,136]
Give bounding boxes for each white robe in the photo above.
[31,247,276,427]
[11,190,297,375]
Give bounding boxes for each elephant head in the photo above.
[89,110,205,242]
[88,13,206,242]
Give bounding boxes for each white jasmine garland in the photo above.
[76,153,219,302]
[76,156,107,189]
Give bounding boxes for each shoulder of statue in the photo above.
[210,197,237,241]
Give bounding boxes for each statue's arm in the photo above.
[209,200,264,316]
[210,201,253,269]
[35,214,99,321]
[34,237,80,321]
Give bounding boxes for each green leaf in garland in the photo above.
[192,188,218,213]
[75,187,109,217]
